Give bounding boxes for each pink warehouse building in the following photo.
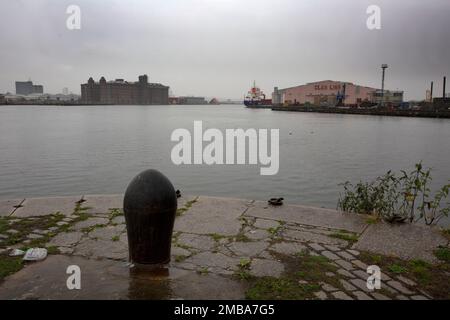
[272,80,403,106]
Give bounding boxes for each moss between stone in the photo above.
[388,264,408,274]
[359,251,450,299]
[0,204,98,278]
[0,218,9,234]
[73,203,92,221]
[365,215,380,225]
[174,243,191,251]
[442,229,450,241]
[174,255,188,263]
[267,224,283,238]
[81,223,108,234]
[233,258,253,280]
[244,250,342,300]
[434,246,450,263]
[246,277,321,300]
[176,197,198,217]
[238,217,253,228]
[234,233,251,243]
[46,246,60,255]
[209,233,227,242]
[0,256,23,281]
[0,205,100,280]
[196,267,209,275]
[109,208,123,219]
[0,214,64,248]
[238,258,251,270]
[328,231,359,243]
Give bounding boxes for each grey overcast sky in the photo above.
[0,0,449,100]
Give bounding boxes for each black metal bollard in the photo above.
[123,169,177,265]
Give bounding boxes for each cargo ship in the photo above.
[244,81,272,108]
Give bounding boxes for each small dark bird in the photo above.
[176,189,181,198]
[268,197,284,206]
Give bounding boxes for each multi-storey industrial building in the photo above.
[15,81,44,95]
[81,75,169,105]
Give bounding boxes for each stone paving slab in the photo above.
[283,228,348,246]
[245,201,368,233]
[174,196,249,236]
[73,237,128,261]
[228,241,269,257]
[82,194,124,214]
[353,223,448,263]
[12,196,83,217]
[250,259,285,277]
[177,194,199,209]
[0,198,24,217]
[72,217,110,231]
[177,233,216,251]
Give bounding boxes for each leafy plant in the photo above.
[388,264,407,274]
[337,162,449,225]
[238,258,251,270]
[434,246,450,263]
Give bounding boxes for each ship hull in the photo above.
[244,100,273,109]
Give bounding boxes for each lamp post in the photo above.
[381,64,388,107]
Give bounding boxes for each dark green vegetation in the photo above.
[246,277,320,300]
[0,256,23,281]
[434,246,450,263]
[0,214,66,281]
[338,162,450,225]
[359,251,450,299]
[442,229,450,241]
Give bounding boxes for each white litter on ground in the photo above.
[23,248,47,261]
[9,249,25,257]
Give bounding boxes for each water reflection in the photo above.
[127,264,173,300]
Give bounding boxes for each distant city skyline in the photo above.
[1,0,449,100]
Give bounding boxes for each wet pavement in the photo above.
[0,255,247,300]
[0,195,448,300]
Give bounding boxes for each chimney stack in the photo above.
[430,81,433,102]
[443,76,447,98]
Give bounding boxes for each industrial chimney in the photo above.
[430,81,433,102]
[443,76,447,98]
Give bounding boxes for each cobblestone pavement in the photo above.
[0,195,448,300]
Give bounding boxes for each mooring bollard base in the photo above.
[129,263,170,280]
[130,262,170,270]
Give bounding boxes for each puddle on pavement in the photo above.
[0,255,247,300]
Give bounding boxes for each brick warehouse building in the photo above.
[272,80,403,107]
[81,75,169,105]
